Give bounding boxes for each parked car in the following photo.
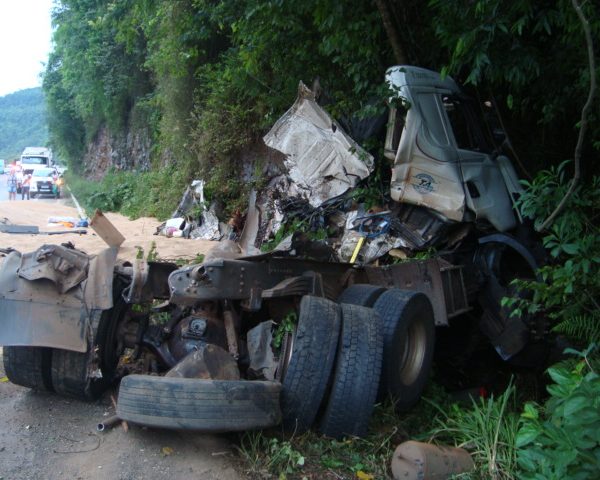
[28,167,62,198]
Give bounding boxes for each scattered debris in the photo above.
[90,210,125,247]
[47,216,86,228]
[0,224,39,234]
[163,217,186,237]
[157,180,222,240]
[0,224,87,235]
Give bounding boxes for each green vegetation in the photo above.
[43,1,599,219]
[517,345,599,479]
[0,88,48,159]
[428,385,519,479]
[426,346,599,480]
[66,166,186,220]
[505,164,600,344]
[238,350,599,479]
[238,392,445,479]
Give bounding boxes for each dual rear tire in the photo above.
[281,286,434,438]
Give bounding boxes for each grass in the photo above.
[426,383,519,480]
[236,384,453,479]
[236,381,524,480]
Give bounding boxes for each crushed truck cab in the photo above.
[384,66,523,249]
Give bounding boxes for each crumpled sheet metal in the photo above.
[187,207,221,240]
[19,244,89,294]
[238,190,260,255]
[168,179,222,241]
[84,247,117,311]
[255,175,303,244]
[263,82,374,207]
[165,344,240,380]
[246,321,277,381]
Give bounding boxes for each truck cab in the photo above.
[20,147,53,175]
[384,66,523,249]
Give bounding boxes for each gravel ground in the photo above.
[0,347,247,480]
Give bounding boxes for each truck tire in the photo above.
[281,295,341,433]
[373,289,435,411]
[337,284,386,307]
[117,375,282,431]
[2,346,53,391]
[319,304,383,439]
[51,282,129,400]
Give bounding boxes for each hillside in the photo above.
[0,87,48,160]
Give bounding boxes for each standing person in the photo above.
[7,172,17,200]
[21,174,31,200]
[15,161,23,194]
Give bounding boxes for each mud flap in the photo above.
[476,234,540,360]
[0,246,117,352]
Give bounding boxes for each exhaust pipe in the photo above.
[97,415,122,432]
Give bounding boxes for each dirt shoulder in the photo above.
[0,199,215,262]
[0,353,245,480]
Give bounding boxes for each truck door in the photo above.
[441,95,517,232]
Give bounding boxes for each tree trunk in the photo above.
[375,0,407,65]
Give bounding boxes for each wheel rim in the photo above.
[398,319,427,385]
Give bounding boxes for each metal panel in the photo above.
[0,299,87,352]
[363,259,450,326]
[0,247,118,352]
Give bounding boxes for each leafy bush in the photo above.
[67,167,188,221]
[516,345,600,479]
[506,163,600,343]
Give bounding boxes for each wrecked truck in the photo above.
[0,66,545,439]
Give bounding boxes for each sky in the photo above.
[0,0,54,97]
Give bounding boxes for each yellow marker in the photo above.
[356,471,374,480]
[350,236,365,263]
[0,376,9,383]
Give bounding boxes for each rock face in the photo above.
[83,122,152,179]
